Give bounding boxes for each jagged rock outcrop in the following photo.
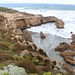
[56,38,75,74]
[41,16,58,24]
[60,51,75,65]
[55,42,70,52]
[40,31,46,39]
[15,14,64,29]
[0,11,65,30]
[15,18,31,30]
[22,30,32,42]
[63,63,74,73]
[0,14,8,30]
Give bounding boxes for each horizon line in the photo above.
[0,3,75,5]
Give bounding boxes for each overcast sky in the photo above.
[0,0,75,5]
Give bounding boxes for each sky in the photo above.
[0,0,75,5]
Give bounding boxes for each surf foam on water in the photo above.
[13,8,75,38]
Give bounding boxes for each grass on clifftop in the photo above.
[0,7,18,13]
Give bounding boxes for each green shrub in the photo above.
[0,42,9,51]
[43,72,63,75]
[56,73,63,75]
[16,57,22,61]
[43,72,52,75]
[23,54,30,60]
[32,57,39,63]
[49,62,53,66]
[3,73,9,75]
[0,7,18,13]
[38,62,44,65]
[3,41,13,46]
[0,66,3,70]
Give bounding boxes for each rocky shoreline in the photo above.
[0,7,74,75]
[55,34,75,74]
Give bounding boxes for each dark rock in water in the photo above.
[70,31,73,34]
[55,45,65,52]
[60,42,70,49]
[55,19,64,28]
[40,31,46,39]
[55,42,70,52]
[71,34,75,42]
[63,63,74,73]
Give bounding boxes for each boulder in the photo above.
[55,42,70,52]
[55,45,65,52]
[63,63,74,73]
[55,19,64,28]
[40,32,46,39]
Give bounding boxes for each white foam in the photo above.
[15,8,75,38]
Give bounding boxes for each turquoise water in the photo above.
[0,3,75,10]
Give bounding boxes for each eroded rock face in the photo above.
[22,30,32,42]
[70,41,75,51]
[40,31,46,39]
[55,19,64,28]
[15,19,31,30]
[15,15,64,29]
[26,16,42,26]
[42,16,57,24]
[55,42,70,52]
[60,51,75,65]
[63,63,74,73]
[60,51,75,56]
[70,45,75,51]
[0,14,7,30]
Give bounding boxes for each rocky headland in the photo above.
[0,7,74,75]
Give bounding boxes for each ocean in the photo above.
[0,3,75,38]
[0,3,75,71]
